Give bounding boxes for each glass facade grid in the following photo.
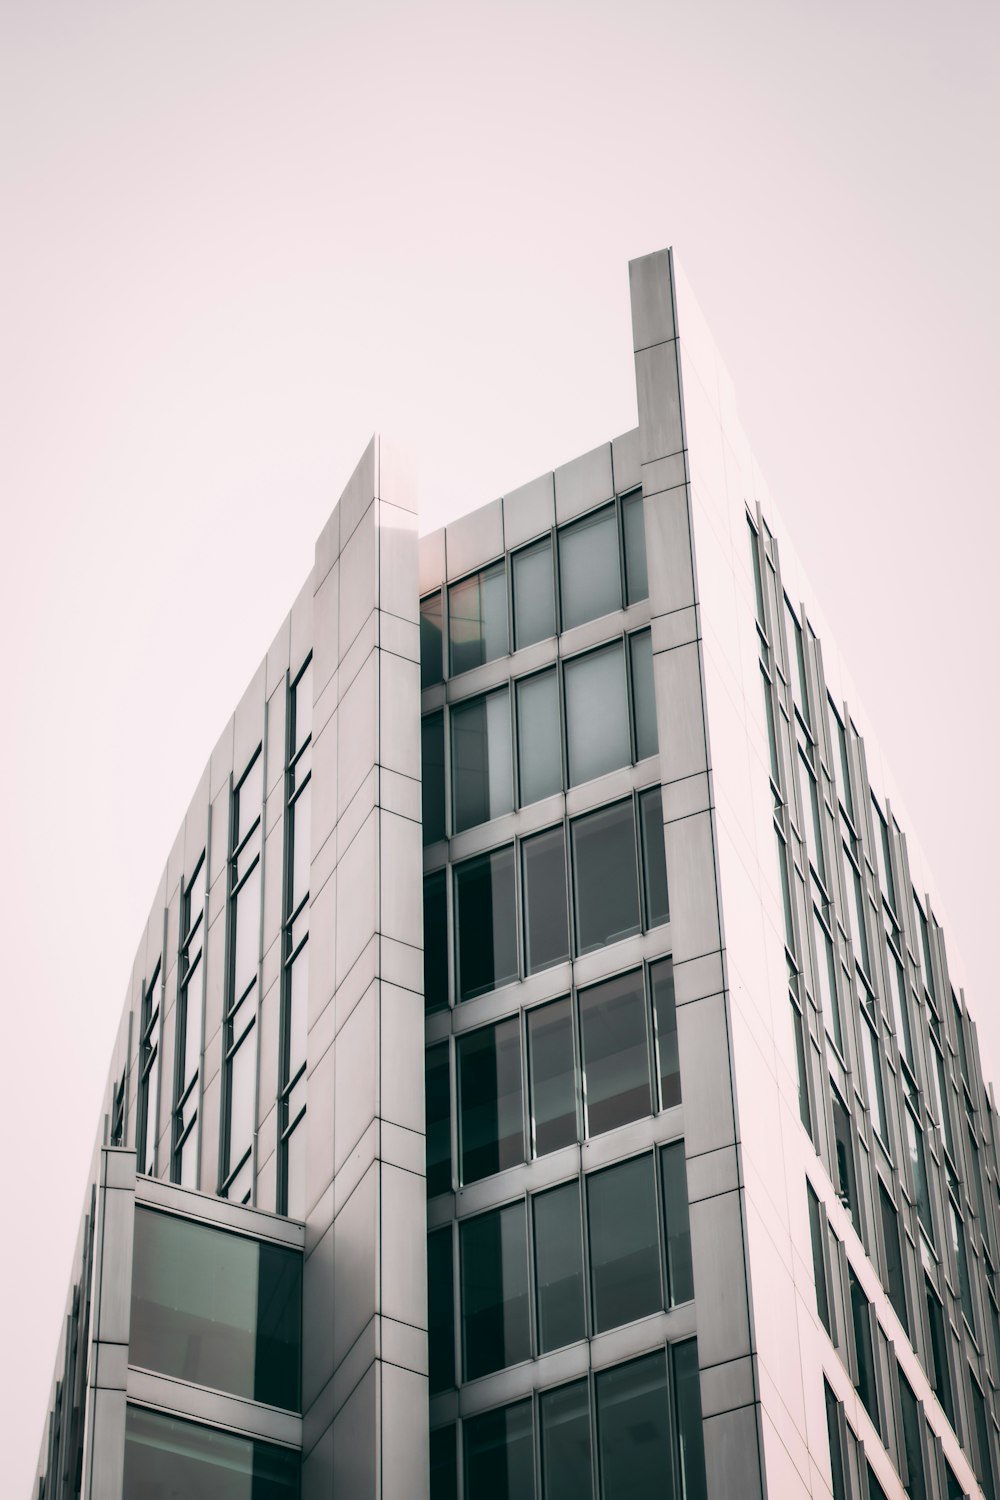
[279,655,312,1220]
[173,851,207,1188]
[223,744,263,1204]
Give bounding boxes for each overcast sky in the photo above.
[2,1,998,1488]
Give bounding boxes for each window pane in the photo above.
[660,1141,694,1304]
[673,1339,708,1500]
[458,1018,524,1183]
[513,537,556,650]
[580,971,651,1136]
[897,1372,926,1500]
[622,491,648,604]
[588,1154,661,1332]
[596,1351,672,1500]
[630,630,657,760]
[461,1203,531,1379]
[141,1060,159,1177]
[825,1383,847,1500]
[924,1279,953,1425]
[290,780,311,914]
[464,1401,534,1500]
[572,801,640,955]
[421,592,444,688]
[534,1181,585,1353]
[425,1042,452,1197]
[565,643,630,786]
[430,1425,457,1500]
[528,997,577,1157]
[559,506,621,631]
[423,871,449,1014]
[522,825,569,973]
[449,563,508,675]
[516,669,562,806]
[540,1381,592,1500]
[455,846,518,1001]
[640,785,669,926]
[849,1269,879,1428]
[452,690,513,832]
[807,1185,831,1334]
[652,959,680,1108]
[123,1406,299,1499]
[421,712,446,844]
[427,1227,455,1394]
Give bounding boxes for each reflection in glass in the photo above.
[427,1227,455,1394]
[540,1381,592,1500]
[458,1018,524,1183]
[572,801,640,954]
[580,970,651,1135]
[673,1339,708,1500]
[564,642,630,787]
[527,998,577,1156]
[630,630,657,760]
[559,506,620,631]
[454,846,518,1001]
[421,712,446,844]
[425,1042,451,1196]
[661,1141,694,1304]
[449,563,507,676]
[420,592,444,688]
[452,690,513,832]
[622,491,649,604]
[464,1401,534,1500]
[513,537,556,650]
[516,669,562,806]
[534,1181,585,1353]
[651,958,680,1108]
[596,1351,671,1500]
[123,1406,299,1500]
[461,1204,531,1379]
[522,826,569,973]
[588,1154,661,1332]
[639,786,669,926]
[423,871,448,1014]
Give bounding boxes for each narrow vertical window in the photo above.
[279,658,311,1218]
[832,1093,858,1222]
[457,1017,524,1183]
[849,1268,879,1429]
[579,970,651,1136]
[420,591,444,688]
[559,504,621,630]
[862,1020,888,1147]
[522,826,569,974]
[639,785,669,927]
[454,845,518,1001]
[173,853,206,1188]
[425,1042,452,1197]
[924,1278,954,1426]
[421,710,447,844]
[138,963,162,1176]
[451,689,513,832]
[622,490,649,604]
[571,800,641,954]
[533,1181,586,1353]
[651,958,680,1109]
[460,1204,531,1379]
[516,668,562,806]
[223,747,263,1204]
[660,1141,694,1304]
[897,1371,927,1500]
[427,1227,455,1394]
[906,1110,934,1244]
[512,536,556,650]
[969,1372,996,1500]
[527,997,577,1157]
[673,1339,708,1500]
[825,1381,847,1500]
[629,629,657,760]
[423,870,449,1014]
[878,1182,907,1332]
[448,561,507,675]
[948,1201,975,1331]
[807,1184,831,1334]
[110,1069,126,1148]
[564,641,631,786]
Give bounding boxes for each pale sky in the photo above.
[2,1,998,1488]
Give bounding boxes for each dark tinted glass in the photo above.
[130,1208,301,1411]
[807,1185,831,1334]
[123,1406,299,1500]
[572,801,640,954]
[924,1280,953,1425]
[527,997,577,1156]
[420,592,444,688]
[673,1340,708,1500]
[427,1228,455,1394]
[630,630,657,759]
[534,1181,586,1353]
[540,1380,592,1500]
[513,537,556,650]
[452,691,513,832]
[661,1141,694,1304]
[878,1182,907,1332]
[596,1351,671,1500]
[868,1463,891,1500]
[423,871,448,1014]
[825,1382,846,1500]
[897,1371,926,1500]
[458,1018,524,1183]
[421,712,446,844]
[522,825,569,973]
[461,1204,531,1379]
[464,1401,534,1500]
[651,958,680,1108]
[579,971,651,1136]
[559,505,620,630]
[588,1154,661,1332]
[971,1375,997,1500]
[425,1043,451,1196]
[849,1269,879,1428]
[449,562,508,675]
[622,491,649,604]
[639,786,669,926]
[430,1425,458,1500]
[516,668,562,805]
[455,846,518,1001]
[564,642,630,786]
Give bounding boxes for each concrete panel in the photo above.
[553,442,614,524]
[381,1362,430,1500]
[636,340,684,464]
[503,471,554,551]
[445,499,504,581]
[611,427,641,494]
[629,248,676,350]
[332,1363,378,1500]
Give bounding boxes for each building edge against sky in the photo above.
[34,249,1000,1500]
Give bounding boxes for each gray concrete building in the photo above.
[34,249,1000,1500]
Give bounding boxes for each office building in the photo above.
[34,249,1000,1499]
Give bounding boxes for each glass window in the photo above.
[652,958,680,1109]
[451,689,513,832]
[463,1401,534,1500]
[454,845,518,1001]
[425,1042,451,1197]
[862,1020,888,1146]
[449,562,508,676]
[430,1425,457,1500]
[813,907,843,1054]
[421,712,446,844]
[924,1278,953,1425]
[129,1207,301,1411]
[807,1185,831,1334]
[948,1201,975,1330]
[906,1110,933,1242]
[596,1351,672,1500]
[897,1370,926,1500]
[588,1154,661,1332]
[420,592,444,688]
[832,1093,858,1223]
[559,504,621,630]
[522,826,569,973]
[579,970,651,1136]
[572,801,641,954]
[878,1182,907,1332]
[622,490,649,604]
[825,1382,847,1500]
[661,1141,694,1304]
[527,997,577,1157]
[629,630,658,763]
[512,536,556,650]
[423,870,448,1014]
[639,785,669,926]
[516,669,562,806]
[122,1406,299,1499]
[849,1269,879,1428]
[540,1381,592,1500]
[564,642,630,786]
[461,1203,531,1379]
[970,1373,996,1500]
[427,1227,455,1394]
[673,1340,708,1500]
[458,1018,524,1183]
[533,1181,586,1353]
[868,1463,891,1500]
